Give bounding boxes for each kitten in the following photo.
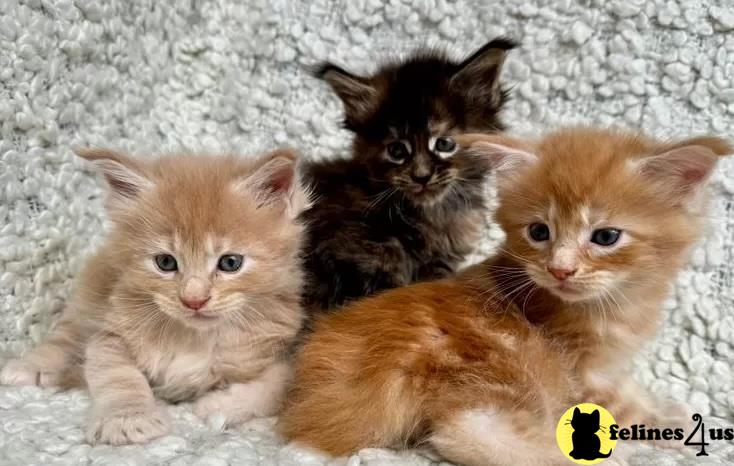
[0,147,310,445]
[301,38,517,311]
[280,128,731,466]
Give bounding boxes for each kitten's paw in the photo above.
[87,407,170,445]
[194,390,247,426]
[0,359,59,386]
[1,359,37,385]
[195,368,289,427]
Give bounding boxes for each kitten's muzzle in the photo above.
[547,266,577,281]
[180,276,212,311]
[410,172,433,185]
[181,297,210,311]
[410,159,434,186]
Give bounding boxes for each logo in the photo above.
[558,403,734,461]
[556,403,617,464]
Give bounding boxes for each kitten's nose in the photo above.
[181,277,211,311]
[181,297,210,310]
[411,172,432,185]
[548,267,576,281]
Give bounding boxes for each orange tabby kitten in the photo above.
[280,128,731,465]
[1,147,310,445]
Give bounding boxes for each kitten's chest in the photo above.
[409,207,483,259]
[142,343,220,402]
[571,319,649,381]
[135,330,271,402]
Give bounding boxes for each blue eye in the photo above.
[155,254,177,272]
[591,228,621,246]
[218,254,244,272]
[434,137,456,153]
[528,223,550,242]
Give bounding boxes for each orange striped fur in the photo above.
[280,128,731,465]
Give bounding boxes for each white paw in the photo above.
[87,407,170,445]
[194,370,289,427]
[0,359,61,387]
[0,359,59,386]
[194,389,263,427]
[1,359,37,385]
[194,390,245,426]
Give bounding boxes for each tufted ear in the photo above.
[315,63,380,128]
[450,37,517,107]
[235,148,311,219]
[74,148,153,209]
[636,136,732,206]
[456,133,537,183]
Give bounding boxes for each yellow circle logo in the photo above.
[556,403,617,464]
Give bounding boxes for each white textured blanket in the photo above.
[1,0,734,464]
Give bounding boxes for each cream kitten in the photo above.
[1,147,310,445]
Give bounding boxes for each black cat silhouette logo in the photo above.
[556,403,617,464]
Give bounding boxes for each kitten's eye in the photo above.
[386,141,410,164]
[155,254,178,272]
[434,137,456,153]
[591,228,621,246]
[528,223,550,242]
[218,254,244,272]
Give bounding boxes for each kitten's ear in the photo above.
[662,136,733,157]
[315,63,379,127]
[636,136,732,206]
[74,148,152,207]
[450,38,517,107]
[456,133,537,181]
[573,407,581,416]
[236,148,311,219]
[591,410,600,422]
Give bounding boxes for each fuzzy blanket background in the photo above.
[1,0,734,464]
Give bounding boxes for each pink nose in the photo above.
[548,267,576,281]
[181,297,210,310]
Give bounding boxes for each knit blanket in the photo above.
[1,0,733,464]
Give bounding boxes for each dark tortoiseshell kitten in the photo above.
[302,38,517,312]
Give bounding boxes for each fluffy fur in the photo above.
[280,128,732,465]
[0,148,310,445]
[301,38,516,312]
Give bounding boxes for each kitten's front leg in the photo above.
[1,317,82,387]
[194,361,291,426]
[84,335,169,445]
[583,376,692,451]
